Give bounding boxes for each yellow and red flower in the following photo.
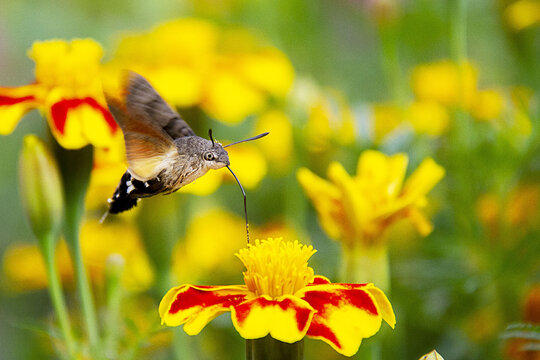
[297,150,445,247]
[0,39,118,149]
[160,238,395,357]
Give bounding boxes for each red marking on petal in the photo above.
[307,322,341,349]
[169,286,245,315]
[294,302,312,331]
[234,301,252,324]
[50,97,118,135]
[310,276,332,285]
[0,95,35,106]
[305,289,378,315]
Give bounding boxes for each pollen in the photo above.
[236,238,316,298]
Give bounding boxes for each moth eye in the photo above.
[204,152,215,161]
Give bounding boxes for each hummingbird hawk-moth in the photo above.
[102,71,267,238]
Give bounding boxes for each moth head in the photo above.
[202,129,230,169]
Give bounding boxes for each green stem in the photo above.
[103,255,124,358]
[246,336,303,360]
[40,233,77,358]
[64,212,100,351]
[378,21,405,105]
[339,244,390,293]
[54,144,101,354]
[450,0,467,64]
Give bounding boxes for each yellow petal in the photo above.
[230,295,315,343]
[401,158,445,206]
[328,162,365,238]
[0,86,40,134]
[297,167,343,241]
[406,206,434,236]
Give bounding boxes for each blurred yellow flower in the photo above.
[106,18,294,124]
[476,184,540,239]
[81,219,154,292]
[172,209,303,283]
[203,68,266,124]
[305,92,356,154]
[412,60,478,109]
[252,221,305,245]
[178,169,224,196]
[505,0,540,31]
[407,101,450,136]
[3,220,154,292]
[2,242,72,292]
[372,103,403,142]
[297,150,445,247]
[255,109,294,174]
[223,144,267,189]
[0,39,118,149]
[171,208,247,282]
[471,89,505,121]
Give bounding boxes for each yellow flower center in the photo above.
[236,238,316,298]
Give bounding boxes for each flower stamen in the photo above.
[236,238,316,298]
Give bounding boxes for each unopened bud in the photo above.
[19,135,64,239]
[419,350,444,360]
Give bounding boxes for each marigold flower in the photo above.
[297,150,445,247]
[0,39,118,149]
[160,238,395,357]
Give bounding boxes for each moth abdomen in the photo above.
[107,171,164,214]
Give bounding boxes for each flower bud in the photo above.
[19,135,64,239]
[419,350,444,360]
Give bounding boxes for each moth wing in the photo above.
[124,71,196,139]
[106,96,177,181]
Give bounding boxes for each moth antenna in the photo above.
[226,165,250,244]
[223,132,269,148]
[208,129,215,147]
[99,210,109,224]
